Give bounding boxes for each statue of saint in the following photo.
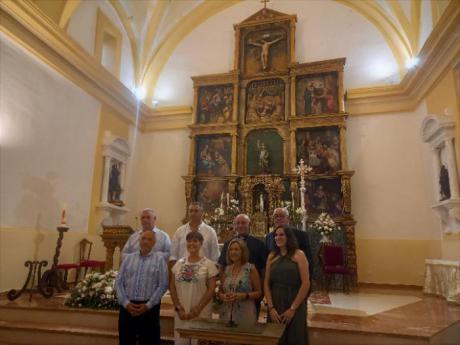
[439,164,451,201]
[108,163,122,204]
[248,35,284,70]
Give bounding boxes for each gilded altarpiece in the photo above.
[183,8,357,286]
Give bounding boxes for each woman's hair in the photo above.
[226,238,249,265]
[186,231,204,243]
[272,225,298,258]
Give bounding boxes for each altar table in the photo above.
[423,259,460,304]
[176,318,286,345]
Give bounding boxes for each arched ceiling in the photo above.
[35,0,453,106]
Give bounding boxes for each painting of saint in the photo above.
[304,178,342,217]
[195,180,228,212]
[246,130,283,175]
[296,127,341,174]
[296,72,339,115]
[245,79,285,123]
[197,84,233,124]
[196,135,232,176]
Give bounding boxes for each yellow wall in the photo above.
[87,104,132,235]
[356,239,441,285]
[424,68,460,260]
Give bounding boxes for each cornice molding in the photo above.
[346,0,460,115]
[0,0,151,124]
[141,106,192,132]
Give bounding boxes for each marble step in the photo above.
[0,320,175,345]
[0,302,175,334]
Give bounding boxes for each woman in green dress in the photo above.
[265,225,310,345]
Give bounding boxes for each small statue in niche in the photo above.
[439,164,451,201]
[257,140,270,173]
[108,162,124,206]
[248,35,284,70]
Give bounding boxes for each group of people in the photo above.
[115,202,313,345]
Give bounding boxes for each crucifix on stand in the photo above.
[295,159,312,231]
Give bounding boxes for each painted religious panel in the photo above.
[246,130,283,175]
[296,72,339,115]
[243,27,288,74]
[304,178,343,218]
[296,126,341,174]
[197,84,234,124]
[195,135,232,177]
[195,180,228,213]
[246,78,284,123]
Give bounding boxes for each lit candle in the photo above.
[220,192,224,209]
[259,194,264,213]
[61,204,67,225]
[291,191,295,208]
[226,193,230,207]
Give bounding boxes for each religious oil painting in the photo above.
[244,28,288,74]
[296,127,341,174]
[246,130,283,175]
[304,178,343,217]
[246,78,285,123]
[197,84,234,124]
[196,135,232,177]
[296,72,339,115]
[195,180,228,213]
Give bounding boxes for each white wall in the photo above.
[128,129,191,235]
[67,0,135,89]
[0,34,103,291]
[347,102,441,241]
[155,0,399,106]
[0,33,100,231]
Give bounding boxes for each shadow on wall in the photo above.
[15,172,60,231]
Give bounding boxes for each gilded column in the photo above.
[290,129,297,172]
[231,133,238,175]
[188,134,196,175]
[339,124,348,170]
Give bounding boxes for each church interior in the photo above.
[1,0,459,344]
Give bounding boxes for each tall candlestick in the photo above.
[226,193,230,208]
[259,194,264,213]
[291,191,295,208]
[220,192,224,209]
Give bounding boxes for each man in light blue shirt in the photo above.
[122,208,171,262]
[116,230,168,345]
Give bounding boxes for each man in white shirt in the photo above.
[169,202,219,269]
[122,208,171,262]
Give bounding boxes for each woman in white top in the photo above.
[170,231,218,345]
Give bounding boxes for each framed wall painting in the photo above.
[246,78,285,123]
[195,180,228,213]
[246,130,283,175]
[304,178,343,217]
[296,72,339,115]
[296,126,341,174]
[197,84,234,124]
[195,135,232,177]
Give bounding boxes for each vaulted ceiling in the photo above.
[33,0,454,107]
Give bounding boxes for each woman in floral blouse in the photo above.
[170,231,218,345]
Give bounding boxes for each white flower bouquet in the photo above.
[65,270,119,310]
[280,201,304,226]
[311,212,340,237]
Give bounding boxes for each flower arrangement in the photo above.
[65,270,119,310]
[280,201,305,226]
[311,212,340,238]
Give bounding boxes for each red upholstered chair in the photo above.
[57,239,105,287]
[321,244,354,293]
[78,239,105,279]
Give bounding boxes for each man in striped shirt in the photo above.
[115,230,168,345]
